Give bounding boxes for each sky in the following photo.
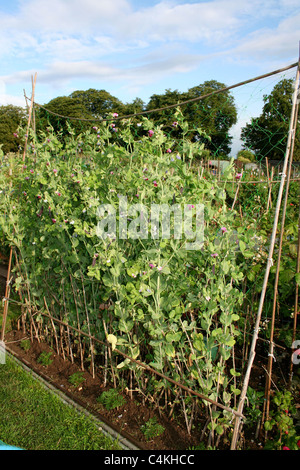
[0,0,299,155]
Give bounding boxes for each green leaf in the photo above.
[239,240,246,253]
[215,425,224,435]
[230,385,241,395]
[230,368,241,377]
[106,334,117,351]
[117,358,131,369]
[165,343,175,357]
[264,420,273,432]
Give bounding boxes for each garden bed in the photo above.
[4,327,269,451]
[5,328,204,451]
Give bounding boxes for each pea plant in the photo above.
[0,110,259,444]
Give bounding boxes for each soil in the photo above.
[4,328,205,451]
[1,275,293,451]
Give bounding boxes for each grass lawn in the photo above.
[0,355,122,450]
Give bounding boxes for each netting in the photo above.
[0,61,299,449]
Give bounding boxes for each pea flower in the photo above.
[148,130,154,137]
[211,253,218,258]
[166,148,172,153]
[153,181,158,187]
[52,218,56,224]
[221,227,227,233]
[149,263,155,269]
[113,113,118,118]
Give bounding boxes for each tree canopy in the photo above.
[0,105,27,154]
[1,77,298,161]
[241,78,300,161]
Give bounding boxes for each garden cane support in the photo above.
[289,203,300,386]
[1,247,13,342]
[262,98,299,430]
[230,57,300,450]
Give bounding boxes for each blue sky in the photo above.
[0,0,299,154]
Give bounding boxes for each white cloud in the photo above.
[0,93,26,107]
[0,0,299,107]
[229,12,300,62]
[17,0,131,33]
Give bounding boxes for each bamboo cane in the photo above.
[230,59,300,450]
[289,202,300,385]
[262,100,299,430]
[0,248,13,341]
[232,169,243,210]
[22,73,37,162]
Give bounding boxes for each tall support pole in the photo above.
[230,55,300,450]
[0,248,13,341]
[22,73,37,162]
[262,97,299,428]
[1,74,37,341]
[289,202,300,385]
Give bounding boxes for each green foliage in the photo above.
[146,80,237,157]
[36,96,94,135]
[140,417,165,441]
[236,149,255,162]
[20,339,31,352]
[37,351,53,367]
[68,372,85,387]
[0,108,298,448]
[244,386,264,427]
[97,388,126,410]
[0,105,27,154]
[69,88,126,117]
[0,111,265,430]
[241,79,300,161]
[264,391,300,450]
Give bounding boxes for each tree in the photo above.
[123,97,145,116]
[0,105,27,154]
[236,149,255,163]
[183,80,237,157]
[36,96,94,135]
[145,84,237,158]
[69,89,125,118]
[241,79,300,161]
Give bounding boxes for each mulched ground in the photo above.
[4,328,207,451]
[1,268,282,451]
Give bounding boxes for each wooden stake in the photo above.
[289,202,300,385]
[262,100,299,429]
[0,247,13,341]
[230,60,300,450]
[22,73,37,162]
